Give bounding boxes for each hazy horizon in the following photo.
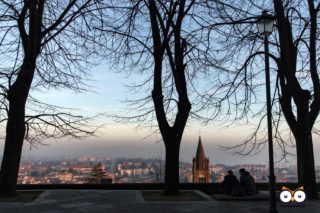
[1,128,317,166]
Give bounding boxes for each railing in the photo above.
[17,182,320,194]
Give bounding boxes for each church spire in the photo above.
[192,136,210,183]
[195,136,206,170]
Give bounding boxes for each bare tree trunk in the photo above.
[0,92,27,196]
[0,0,41,196]
[0,112,24,196]
[0,63,34,196]
[163,137,180,195]
[295,138,302,182]
[304,134,317,199]
[293,91,318,199]
[282,93,318,199]
[294,131,317,199]
[274,0,318,200]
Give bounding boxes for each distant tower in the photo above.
[192,137,211,183]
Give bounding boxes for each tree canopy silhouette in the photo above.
[103,0,320,198]
[0,0,105,196]
[101,0,219,195]
[202,0,320,199]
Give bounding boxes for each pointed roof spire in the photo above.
[195,136,207,170]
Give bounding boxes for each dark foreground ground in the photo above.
[0,190,319,213]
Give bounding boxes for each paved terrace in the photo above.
[0,190,319,213]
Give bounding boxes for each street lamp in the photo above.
[256,11,274,36]
[256,10,277,213]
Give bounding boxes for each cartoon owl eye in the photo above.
[294,190,306,203]
[280,190,292,202]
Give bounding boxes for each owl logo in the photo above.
[280,186,306,203]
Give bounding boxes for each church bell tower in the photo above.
[192,137,210,183]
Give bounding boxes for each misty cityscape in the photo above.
[16,156,320,185]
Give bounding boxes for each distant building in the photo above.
[211,164,225,174]
[192,137,211,183]
[58,172,73,182]
[86,162,107,184]
[210,164,226,183]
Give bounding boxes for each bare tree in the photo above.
[102,0,219,195]
[203,0,320,199]
[0,0,105,196]
[273,0,319,199]
[24,97,101,145]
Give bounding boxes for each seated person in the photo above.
[239,168,258,195]
[221,170,239,195]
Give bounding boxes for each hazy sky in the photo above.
[16,124,320,165]
[0,64,319,165]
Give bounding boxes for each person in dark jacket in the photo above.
[239,168,257,195]
[222,170,239,195]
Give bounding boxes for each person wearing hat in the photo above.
[239,168,257,195]
[221,170,239,195]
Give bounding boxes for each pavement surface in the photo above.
[0,190,319,213]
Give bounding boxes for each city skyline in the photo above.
[16,155,320,185]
